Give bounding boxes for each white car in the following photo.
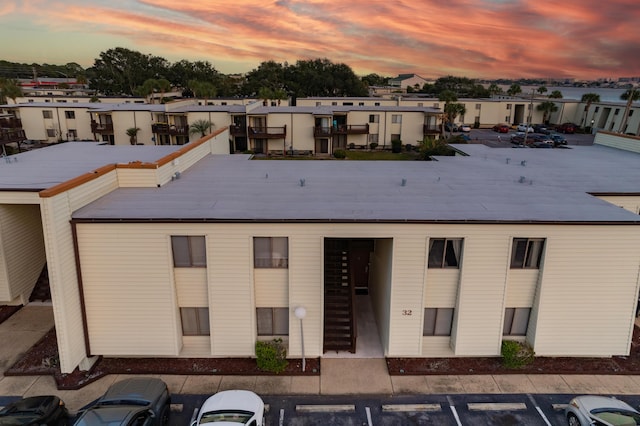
[565,395,640,426]
[459,124,471,132]
[517,123,534,133]
[191,390,264,426]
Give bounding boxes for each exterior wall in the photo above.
[296,98,397,107]
[71,221,640,362]
[111,110,154,146]
[40,170,120,373]
[0,205,46,304]
[595,195,640,215]
[16,105,93,142]
[594,131,640,154]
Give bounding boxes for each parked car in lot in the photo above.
[549,134,567,146]
[0,395,68,425]
[74,378,170,426]
[510,132,526,144]
[190,390,265,426]
[492,123,510,133]
[444,122,459,132]
[458,123,471,132]
[557,122,576,134]
[517,123,534,133]
[532,124,551,134]
[565,395,640,426]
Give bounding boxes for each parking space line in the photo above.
[528,394,553,426]
[552,403,568,411]
[365,406,373,426]
[467,402,527,411]
[382,403,442,412]
[279,408,284,426]
[296,404,355,413]
[447,396,463,426]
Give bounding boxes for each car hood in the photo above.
[200,390,263,414]
[577,395,637,413]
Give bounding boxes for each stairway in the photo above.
[323,240,356,353]
[29,264,51,302]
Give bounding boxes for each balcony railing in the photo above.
[230,125,246,137]
[423,125,440,135]
[248,125,286,139]
[332,124,369,135]
[313,126,332,137]
[0,118,22,129]
[90,121,114,134]
[0,129,26,144]
[152,123,189,136]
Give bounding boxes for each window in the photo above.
[331,102,337,106]
[42,110,53,119]
[254,237,288,268]
[359,102,364,106]
[391,134,401,142]
[392,114,402,123]
[503,308,531,336]
[374,102,380,106]
[433,103,439,108]
[506,104,512,110]
[343,102,353,106]
[423,308,454,336]
[614,108,620,115]
[510,238,544,269]
[428,238,463,268]
[505,116,510,122]
[595,106,599,113]
[368,134,379,144]
[171,236,206,267]
[180,307,210,335]
[630,110,635,117]
[46,129,56,137]
[65,111,75,119]
[68,129,77,139]
[418,103,423,107]
[475,103,481,110]
[316,102,321,106]
[256,307,289,335]
[369,114,379,123]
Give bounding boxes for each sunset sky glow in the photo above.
[1,0,639,79]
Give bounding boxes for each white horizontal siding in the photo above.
[0,205,45,303]
[422,336,455,357]
[175,268,208,306]
[116,169,159,188]
[370,239,393,355]
[594,132,640,153]
[596,195,640,215]
[388,236,427,356]
[424,269,459,307]
[254,269,288,307]
[505,270,539,306]
[180,336,212,356]
[0,192,40,204]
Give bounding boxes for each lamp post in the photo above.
[294,306,307,372]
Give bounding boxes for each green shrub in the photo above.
[369,142,378,150]
[391,139,402,153]
[348,143,355,150]
[501,340,535,369]
[333,149,346,159]
[255,339,288,373]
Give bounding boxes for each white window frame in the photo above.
[510,238,545,269]
[171,236,207,267]
[256,307,289,336]
[428,238,463,268]
[423,308,454,336]
[254,237,288,268]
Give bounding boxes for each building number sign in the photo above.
[402,309,412,316]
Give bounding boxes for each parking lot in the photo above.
[163,393,640,425]
[462,127,595,148]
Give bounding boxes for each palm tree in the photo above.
[487,83,502,98]
[548,90,563,99]
[536,101,558,124]
[0,78,22,104]
[619,88,639,133]
[507,84,522,97]
[438,90,458,135]
[126,127,141,145]
[189,80,217,104]
[580,93,600,129]
[156,79,172,104]
[537,86,547,96]
[189,119,214,138]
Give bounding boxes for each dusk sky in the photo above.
[1,0,639,80]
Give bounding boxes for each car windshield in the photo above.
[0,415,40,425]
[591,409,640,426]
[199,409,254,424]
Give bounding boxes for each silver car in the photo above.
[565,395,640,426]
[74,378,170,426]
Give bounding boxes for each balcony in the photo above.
[313,126,332,137]
[332,124,369,135]
[423,124,440,135]
[248,125,286,139]
[230,125,246,137]
[0,118,22,128]
[91,121,114,134]
[152,123,189,136]
[0,129,26,144]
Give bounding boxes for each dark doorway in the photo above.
[323,238,374,353]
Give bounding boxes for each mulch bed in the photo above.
[4,328,320,390]
[0,305,22,323]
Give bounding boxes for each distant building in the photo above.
[388,74,431,90]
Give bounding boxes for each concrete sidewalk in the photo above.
[2,305,639,414]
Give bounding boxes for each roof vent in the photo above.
[265,173,268,179]
[401,178,407,186]
[521,160,527,166]
[519,176,526,183]
[506,157,510,164]
[300,178,306,187]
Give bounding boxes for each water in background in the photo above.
[499,85,628,103]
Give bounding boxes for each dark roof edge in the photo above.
[70,218,640,225]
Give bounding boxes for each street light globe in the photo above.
[294,306,307,319]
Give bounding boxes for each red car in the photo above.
[493,124,510,133]
[556,123,576,134]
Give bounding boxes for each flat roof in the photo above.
[0,142,181,191]
[72,144,640,224]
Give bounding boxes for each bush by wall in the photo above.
[501,340,535,369]
[255,339,288,373]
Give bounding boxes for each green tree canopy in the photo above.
[0,78,22,103]
[580,93,600,127]
[189,119,214,138]
[536,101,558,124]
[548,90,563,99]
[507,84,522,96]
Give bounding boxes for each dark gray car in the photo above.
[74,378,170,426]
